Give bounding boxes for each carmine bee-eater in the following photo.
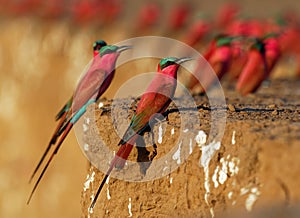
[215,3,240,30]
[227,39,248,80]
[136,2,161,33]
[57,40,107,121]
[27,42,131,204]
[71,0,97,25]
[167,2,190,32]
[95,0,123,24]
[236,34,281,95]
[188,35,233,93]
[183,18,211,47]
[28,40,107,185]
[89,56,192,210]
[39,0,64,19]
[272,13,300,77]
[8,0,41,16]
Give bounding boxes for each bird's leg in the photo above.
[166,114,169,122]
[149,130,157,161]
[136,136,151,175]
[136,130,158,175]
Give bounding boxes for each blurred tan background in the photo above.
[0,0,300,217]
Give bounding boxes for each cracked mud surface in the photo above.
[81,79,300,217]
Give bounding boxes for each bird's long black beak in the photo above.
[117,45,132,53]
[176,57,193,64]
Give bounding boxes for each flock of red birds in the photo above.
[134,2,300,95]
[3,1,300,95]
[0,0,122,24]
[15,1,299,211]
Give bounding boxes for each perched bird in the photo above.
[183,18,211,47]
[38,0,64,19]
[272,13,300,77]
[188,35,233,93]
[71,0,97,25]
[227,39,248,80]
[90,56,192,210]
[215,3,240,30]
[167,2,190,32]
[8,0,41,16]
[27,42,131,204]
[236,35,281,95]
[28,40,107,185]
[136,2,161,33]
[226,18,264,38]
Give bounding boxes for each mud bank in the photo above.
[81,79,300,217]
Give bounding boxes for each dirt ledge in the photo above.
[81,79,300,217]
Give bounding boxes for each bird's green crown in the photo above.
[275,15,287,27]
[93,40,107,51]
[159,57,178,70]
[215,34,243,47]
[216,37,233,47]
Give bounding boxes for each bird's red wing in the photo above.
[119,91,171,145]
[119,80,176,145]
[72,69,107,113]
[133,82,175,131]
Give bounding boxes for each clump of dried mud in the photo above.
[81,79,300,217]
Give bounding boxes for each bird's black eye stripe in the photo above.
[161,61,175,69]
[94,45,102,51]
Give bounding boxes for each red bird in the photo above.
[183,19,211,47]
[27,42,131,204]
[188,35,233,93]
[168,3,190,31]
[227,40,248,80]
[136,3,161,32]
[28,40,107,186]
[89,56,192,210]
[236,35,281,95]
[215,3,240,29]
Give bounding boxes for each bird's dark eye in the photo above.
[161,62,167,69]
[163,61,176,69]
[94,44,102,51]
[159,57,177,69]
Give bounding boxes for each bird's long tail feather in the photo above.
[55,97,73,121]
[55,104,68,121]
[29,112,68,183]
[89,134,138,209]
[27,122,73,204]
[115,144,134,169]
[89,143,128,209]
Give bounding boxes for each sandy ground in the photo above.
[0,0,300,217]
[81,79,300,217]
